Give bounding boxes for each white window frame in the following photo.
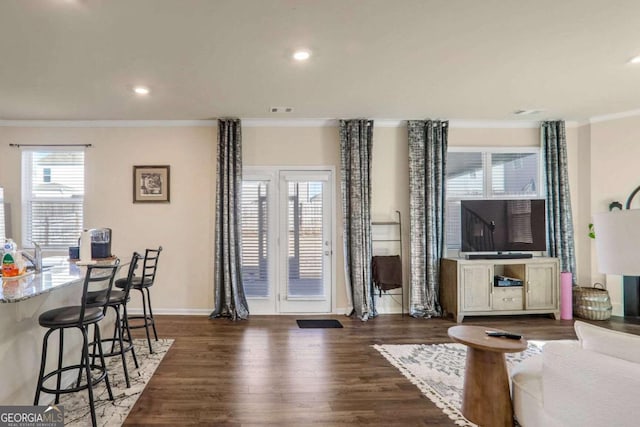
[446,146,544,254]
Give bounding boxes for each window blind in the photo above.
[490,152,539,197]
[0,188,6,244]
[22,150,85,248]
[287,181,324,297]
[241,180,270,298]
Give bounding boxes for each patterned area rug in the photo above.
[373,342,544,427]
[55,339,173,427]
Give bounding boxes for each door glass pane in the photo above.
[287,181,324,297]
[241,180,269,298]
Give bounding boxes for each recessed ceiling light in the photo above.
[628,56,640,64]
[133,86,150,95]
[293,50,311,61]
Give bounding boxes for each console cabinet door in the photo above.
[460,264,493,311]
[525,263,558,310]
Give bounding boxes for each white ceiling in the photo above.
[2,0,640,122]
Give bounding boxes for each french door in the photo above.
[241,167,333,314]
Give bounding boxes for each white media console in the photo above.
[440,256,560,323]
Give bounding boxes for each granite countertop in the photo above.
[0,257,85,303]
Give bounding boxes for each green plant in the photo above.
[588,223,595,239]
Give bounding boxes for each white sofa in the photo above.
[511,320,640,427]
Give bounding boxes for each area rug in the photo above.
[296,319,343,328]
[373,342,544,427]
[58,338,173,427]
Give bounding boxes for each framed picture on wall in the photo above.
[133,165,170,203]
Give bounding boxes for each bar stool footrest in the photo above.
[39,364,108,395]
[127,315,155,329]
[88,338,135,358]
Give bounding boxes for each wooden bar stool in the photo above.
[116,246,162,353]
[34,261,120,427]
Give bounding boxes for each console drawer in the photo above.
[492,287,523,310]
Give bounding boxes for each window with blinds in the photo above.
[241,180,270,298]
[287,181,324,297]
[0,187,6,244]
[22,150,85,249]
[446,149,541,250]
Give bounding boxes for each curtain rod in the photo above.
[9,143,92,148]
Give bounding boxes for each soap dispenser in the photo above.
[2,239,19,277]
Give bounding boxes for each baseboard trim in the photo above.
[128,308,356,316]
[127,308,212,316]
[611,302,624,317]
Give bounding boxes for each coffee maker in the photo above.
[90,228,112,259]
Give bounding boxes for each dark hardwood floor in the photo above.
[124,314,640,426]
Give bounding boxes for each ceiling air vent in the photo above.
[269,106,294,113]
[513,109,544,116]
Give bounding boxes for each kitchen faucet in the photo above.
[22,242,42,272]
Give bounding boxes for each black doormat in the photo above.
[296,319,343,328]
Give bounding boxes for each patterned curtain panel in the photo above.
[542,120,577,281]
[210,118,250,320]
[407,120,448,317]
[339,119,376,320]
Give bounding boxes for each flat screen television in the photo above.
[460,199,546,253]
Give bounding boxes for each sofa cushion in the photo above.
[574,320,640,364]
[542,340,640,427]
[511,355,544,427]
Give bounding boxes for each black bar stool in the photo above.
[116,246,162,353]
[88,252,142,388]
[34,261,120,427]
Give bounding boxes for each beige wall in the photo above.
[0,125,216,404]
[565,126,581,283]
[0,121,593,316]
[590,115,640,275]
[2,118,635,405]
[242,126,347,309]
[0,126,217,314]
[589,116,640,315]
[370,127,410,312]
[575,124,593,287]
[448,127,540,147]
[590,116,640,211]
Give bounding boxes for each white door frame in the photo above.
[243,165,336,314]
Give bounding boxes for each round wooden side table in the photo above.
[448,325,528,427]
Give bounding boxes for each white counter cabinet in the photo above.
[0,258,119,404]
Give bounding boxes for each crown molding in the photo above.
[375,119,583,128]
[0,118,582,129]
[0,120,216,127]
[589,109,640,124]
[243,118,545,128]
[449,119,539,129]
[241,118,336,127]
